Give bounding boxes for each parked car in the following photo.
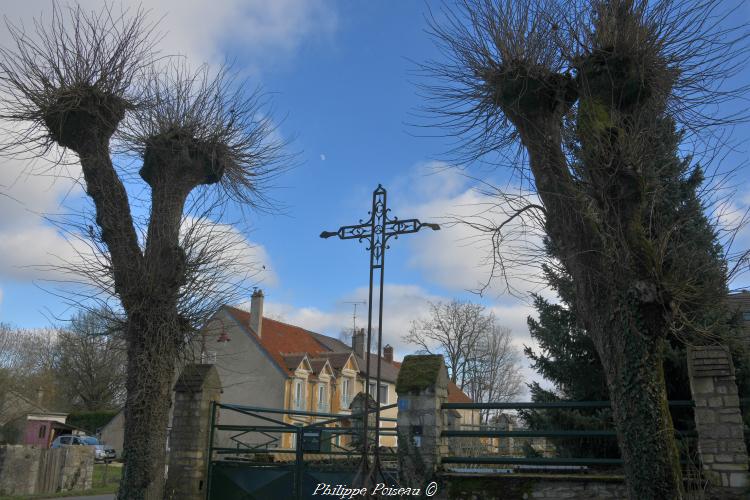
[51,434,117,462]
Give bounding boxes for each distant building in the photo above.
[489,413,555,458]
[197,289,473,450]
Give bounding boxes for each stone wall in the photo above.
[164,364,222,500]
[687,345,750,498]
[0,445,93,495]
[444,474,627,500]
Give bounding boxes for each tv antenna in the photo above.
[344,301,367,333]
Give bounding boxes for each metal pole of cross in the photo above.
[320,184,440,487]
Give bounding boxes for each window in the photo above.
[743,311,750,321]
[60,436,72,445]
[38,425,46,439]
[318,384,327,410]
[294,380,305,410]
[341,378,351,408]
[368,382,389,404]
[200,350,217,364]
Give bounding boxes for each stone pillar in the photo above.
[687,345,749,496]
[165,364,222,500]
[395,354,449,488]
[349,392,377,452]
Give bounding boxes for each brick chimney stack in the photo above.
[383,344,393,364]
[249,288,264,338]
[352,328,365,358]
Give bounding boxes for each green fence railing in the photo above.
[440,400,697,468]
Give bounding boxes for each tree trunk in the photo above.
[118,313,178,500]
[516,114,683,499]
[590,297,682,499]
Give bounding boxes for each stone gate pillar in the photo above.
[395,354,449,489]
[165,364,222,500]
[687,345,749,497]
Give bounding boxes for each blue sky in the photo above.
[1,1,749,391]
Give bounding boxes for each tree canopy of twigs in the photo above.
[420,1,748,498]
[55,309,127,411]
[404,299,523,420]
[0,4,288,499]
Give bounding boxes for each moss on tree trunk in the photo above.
[594,300,682,499]
[117,314,178,500]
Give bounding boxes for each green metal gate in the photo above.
[205,402,398,499]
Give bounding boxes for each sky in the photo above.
[1,1,749,397]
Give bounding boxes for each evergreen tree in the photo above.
[522,114,750,454]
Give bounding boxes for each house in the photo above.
[98,410,124,456]
[196,288,474,451]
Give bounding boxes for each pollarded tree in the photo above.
[0,6,286,499]
[422,0,747,497]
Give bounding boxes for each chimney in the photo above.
[352,328,365,358]
[383,344,393,364]
[36,387,44,406]
[249,288,264,338]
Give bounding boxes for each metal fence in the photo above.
[206,402,398,499]
[439,400,697,470]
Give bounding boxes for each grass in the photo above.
[0,463,121,499]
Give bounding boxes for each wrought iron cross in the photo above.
[320,184,439,480]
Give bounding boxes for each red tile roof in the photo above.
[224,306,328,374]
[447,383,473,404]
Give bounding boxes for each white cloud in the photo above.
[391,164,550,298]
[0,1,337,70]
[320,154,326,161]
[181,216,278,289]
[0,155,87,281]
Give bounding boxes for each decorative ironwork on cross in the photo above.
[320,184,440,486]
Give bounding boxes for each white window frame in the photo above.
[368,382,389,405]
[341,378,351,408]
[294,379,305,410]
[318,383,327,410]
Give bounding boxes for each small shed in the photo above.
[23,412,72,448]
